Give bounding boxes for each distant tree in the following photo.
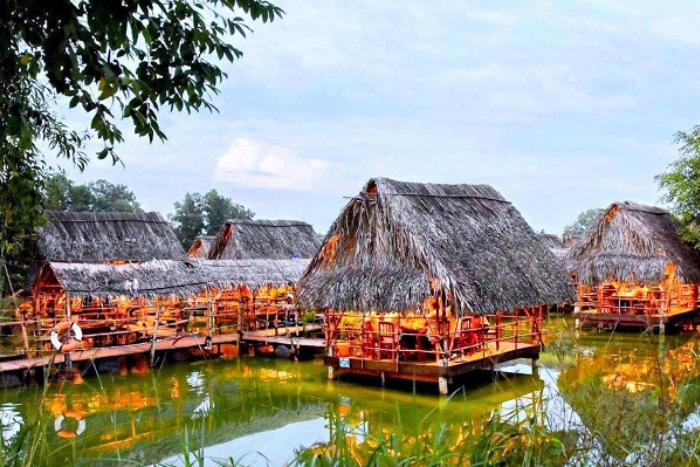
[656,126,700,246]
[42,172,141,212]
[171,193,206,250]
[171,190,254,248]
[203,189,255,235]
[89,180,141,212]
[563,208,605,237]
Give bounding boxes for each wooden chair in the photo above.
[377,321,399,361]
[452,317,476,357]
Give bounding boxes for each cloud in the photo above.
[214,138,337,191]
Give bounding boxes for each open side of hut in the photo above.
[299,177,575,392]
[207,219,322,260]
[565,201,700,330]
[187,235,216,259]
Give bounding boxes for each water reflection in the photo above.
[1,330,700,466]
[0,403,22,443]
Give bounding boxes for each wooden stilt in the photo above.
[150,304,160,367]
[65,296,72,370]
[327,365,336,380]
[438,376,448,395]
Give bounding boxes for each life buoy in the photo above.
[50,322,83,353]
[54,411,86,439]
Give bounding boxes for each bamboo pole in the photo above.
[150,302,160,367]
[65,296,72,370]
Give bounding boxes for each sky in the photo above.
[58,0,700,237]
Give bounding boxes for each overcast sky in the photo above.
[59,1,700,236]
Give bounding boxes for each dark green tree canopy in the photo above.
[656,126,700,246]
[171,189,254,248]
[43,172,142,212]
[563,208,605,237]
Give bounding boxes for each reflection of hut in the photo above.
[536,233,567,260]
[208,219,321,260]
[299,178,575,393]
[565,201,700,331]
[187,235,216,259]
[558,340,700,463]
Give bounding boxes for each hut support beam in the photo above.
[438,376,448,395]
[150,304,160,367]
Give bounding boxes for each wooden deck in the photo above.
[324,341,540,392]
[0,333,239,373]
[575,307,700,331]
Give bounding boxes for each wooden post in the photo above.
[206,287,213,350]
[65,296,72,370]
[150,303,160,367]
[438,376,448,395]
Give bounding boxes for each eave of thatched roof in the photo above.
[187,235,216,259]
[299,177,576,315]
[564,201,700,284]
[38,211,186,262]
[41,258,309,297]
[208,219,322,260]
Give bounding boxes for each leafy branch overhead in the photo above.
[2,0,283,165]
[656,126,700,247]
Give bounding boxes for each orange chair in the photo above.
[377,322,399,360]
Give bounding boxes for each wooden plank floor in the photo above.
[243,324,322,338]
[324,341,540,382]
[241,333,325,349]
[0,333,239,373]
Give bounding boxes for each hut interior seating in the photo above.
[452,316,483,357]
[377,322,399,360]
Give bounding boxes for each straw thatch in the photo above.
[208,219,321,260]
[187,235,216,259]
[299,178,576,315]
[537,233,568,260]
[565,201,700,285]
[38,211,186,262]
[40,258,310,297]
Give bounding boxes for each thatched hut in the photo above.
[299,177,575,392]
[38,211,187,263]
[208,219,321,260]
[187,235,216,259]
[24,209,316,356]
[565,201,700,331]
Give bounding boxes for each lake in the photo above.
[2,317,698,466]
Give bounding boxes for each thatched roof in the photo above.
[187,235,216,259]
[38,211,186,262]
[537,233,568,260]
[298,178,576,315]
[208,219,321,260]
[40,259,309,297]
[565,201,700,285]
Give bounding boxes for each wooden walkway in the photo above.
[0,333,239,373]
[241,326,325,351]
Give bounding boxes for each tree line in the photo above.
[42,172,254,250]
